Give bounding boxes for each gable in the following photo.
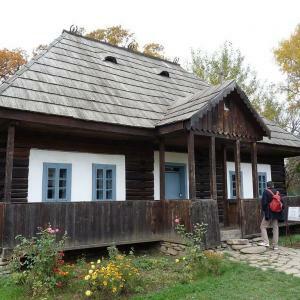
[190,90,267,140]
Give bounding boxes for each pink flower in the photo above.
[55,228,59,233]
[174,217,180,224]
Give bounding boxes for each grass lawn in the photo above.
[279,233,300,248]
[1,253,300,300]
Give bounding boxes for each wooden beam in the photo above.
[4,124,15,202]
[251,142,258,199]
[234,139,242,222]
[159,138,165,200]
[209,136,217,200]
[222,145,229,226]
[0,108,154,137]
[187,130,196,200]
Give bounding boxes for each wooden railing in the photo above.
[242,196,300,237]
[0,199,220,254]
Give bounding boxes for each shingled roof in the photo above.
[0,30,299,149]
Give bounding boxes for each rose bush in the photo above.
[10,224,69,297]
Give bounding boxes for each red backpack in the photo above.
[267,189,283,212]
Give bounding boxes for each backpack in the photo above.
[267,189,283,212]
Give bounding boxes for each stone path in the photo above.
[223,238,300,277]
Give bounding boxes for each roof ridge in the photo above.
[62,30,181,66]
[0,34,65,96]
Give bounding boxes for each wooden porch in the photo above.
[0,199,220,257]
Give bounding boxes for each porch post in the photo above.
[209,136,217,200]
[4,123,15,202]
[234,139,242,224]
[159,137,165,200]
[187,130,196,200]
[251,142,258,199]
[222,145,228,226]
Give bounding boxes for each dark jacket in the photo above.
[261,188,285,222]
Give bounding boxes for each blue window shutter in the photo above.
[92,164,116,201]
[42,163,72,202]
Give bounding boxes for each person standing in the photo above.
[258,181,284,250]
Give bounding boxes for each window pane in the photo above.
[59,179,66,188]
[106,179,112,189]
[96,190,103,200]
[96,179,103,189]
[48,179,54,188]
[59,188,66,199]
[47,189,55,199]
[97,169,103,179]
[106,169,112,179]
[59,169,67,179]
[48,168,56,178]
[106,190,112,199]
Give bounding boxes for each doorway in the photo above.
[165,163,187,200]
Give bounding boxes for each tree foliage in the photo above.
[274,24,300,106]
[85,25,164,58]
[190,41,287,126]
[32,44,48,57]
[0,48,27,81]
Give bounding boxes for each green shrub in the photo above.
[10,224,69,297]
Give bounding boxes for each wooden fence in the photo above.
[242,196,300,237]
[0,199,220,255]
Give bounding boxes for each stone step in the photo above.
[220,229,242,241]
[226,239,249,245]
[240,246,267,254]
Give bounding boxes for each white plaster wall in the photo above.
[154,151,189,200]
[28,149,126,202]
[226,162,272,199]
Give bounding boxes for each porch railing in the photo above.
[0,199,220,255]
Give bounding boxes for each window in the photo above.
[229,171,243,199]
[158,70,170,77]
[104,56,117,64]
[258,172,267,197]
[92,164,116,200]
[42,163,72,201]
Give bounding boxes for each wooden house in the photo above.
[0,30,299,256]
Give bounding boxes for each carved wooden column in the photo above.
[159,137,165,201]
[251,142,258,199]
[4,123,15,202]
[209,136,217,200]
[222,145,228,226]
[187,131,196,200]
[234,139,242,225]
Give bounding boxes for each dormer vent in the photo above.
[159,70,170,77]
[104,56,117,64]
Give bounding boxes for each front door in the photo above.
[165,164,186,200]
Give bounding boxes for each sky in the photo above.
[0,0,299,84]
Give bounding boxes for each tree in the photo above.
[0,48,27,81]
[32,44,48,57]
[191,42,260,101]
[85,25,164,58]
[190,41,286,124]
[274,24,300,106]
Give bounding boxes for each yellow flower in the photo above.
[85,290,92,297]
[92,273,97,280]
[175,259,180,263]
[97,259,101,264]
[112,287,117,293]
[88,270,93,274]
[103,281,107,286]
[183,257,186,260]
[91,265,95,269]
[84,275,90,281]
[90,261,94,265]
